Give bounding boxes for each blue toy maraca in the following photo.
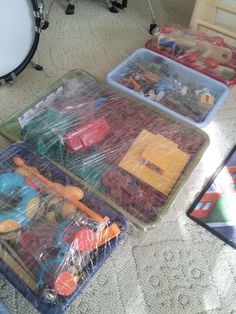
[0,172,40,234]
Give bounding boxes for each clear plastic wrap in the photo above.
[0,143,126,314]
[0,70,210,230]
[145,24,236,86]
[107,48,229,128]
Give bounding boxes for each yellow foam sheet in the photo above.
[119,130,190,196]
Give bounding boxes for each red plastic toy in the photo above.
[64,117,110,153]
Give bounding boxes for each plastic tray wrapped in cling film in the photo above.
[145,24,236,86]
[0,142,127,314]
[107,48,229,128]
[0,69,210,230]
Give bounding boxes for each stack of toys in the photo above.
[146,24,236,86]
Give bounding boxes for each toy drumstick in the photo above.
[13,157,108,225]
[97,223,121,247]
[127,77,141,91]
[0,246,37,291]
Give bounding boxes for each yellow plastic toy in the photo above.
[45,197,78,224]
[199,92,215,106]
[119,130,190,196]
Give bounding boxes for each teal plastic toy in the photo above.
[0,173,40,233]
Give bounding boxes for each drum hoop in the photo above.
[0,0,41,83]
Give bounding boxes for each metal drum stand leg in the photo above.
[66,0,75,15]
[107,0,128,13]
[31,0,51,72]
[146,0,157,34]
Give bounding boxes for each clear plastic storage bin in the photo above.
[107,48,229,128]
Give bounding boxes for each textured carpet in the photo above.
[0,0,236,313]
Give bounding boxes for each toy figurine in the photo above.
[199,92,215,106]
[196,88,215,106]
[45,196,78,224]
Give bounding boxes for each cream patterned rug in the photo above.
[0,0,236,313]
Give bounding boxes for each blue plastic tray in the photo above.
[0,143,127,314]
[107,48,229,128]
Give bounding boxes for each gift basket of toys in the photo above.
[0,142,126,314]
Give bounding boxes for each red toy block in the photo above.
[191,192,220,218]
[65,117,109,153]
